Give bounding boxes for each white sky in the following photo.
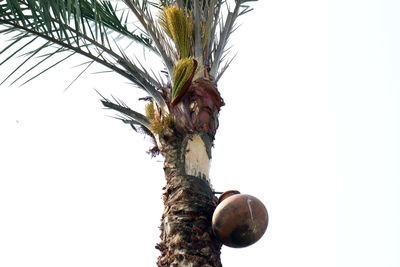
[0,0,399,266]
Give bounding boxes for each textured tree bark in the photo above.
[156,133,222,267]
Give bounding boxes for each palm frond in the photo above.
[209,0,241,77]
[98,90,151,129]
[122,0,174,76]
[9,46,65,86]
[0,35,38,65]
[1,39,51,85]
[20,52,75,86]
[0,0,167,106]
[192,0,202,60]
[64,59,95,90]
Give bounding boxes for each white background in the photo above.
[0,0,399,266]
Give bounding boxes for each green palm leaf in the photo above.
[0,0,257,136]
[0,0,165,100]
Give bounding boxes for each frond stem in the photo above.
[101,100,151,129]
[122,0,174,75]
[209,0,241,77]
[193,0,203,62]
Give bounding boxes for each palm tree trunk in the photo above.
[156,133,222,266]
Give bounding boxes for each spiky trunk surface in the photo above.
[156,133,222,267]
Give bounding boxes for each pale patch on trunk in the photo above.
[163,215,171,237]
[184,135,210,181]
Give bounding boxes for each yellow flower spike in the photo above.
[145,102,155,120]
[159,6,193,59]
[149,114,175,136]
[171,57,198,103]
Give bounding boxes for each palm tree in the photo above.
[0,0,257,265]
